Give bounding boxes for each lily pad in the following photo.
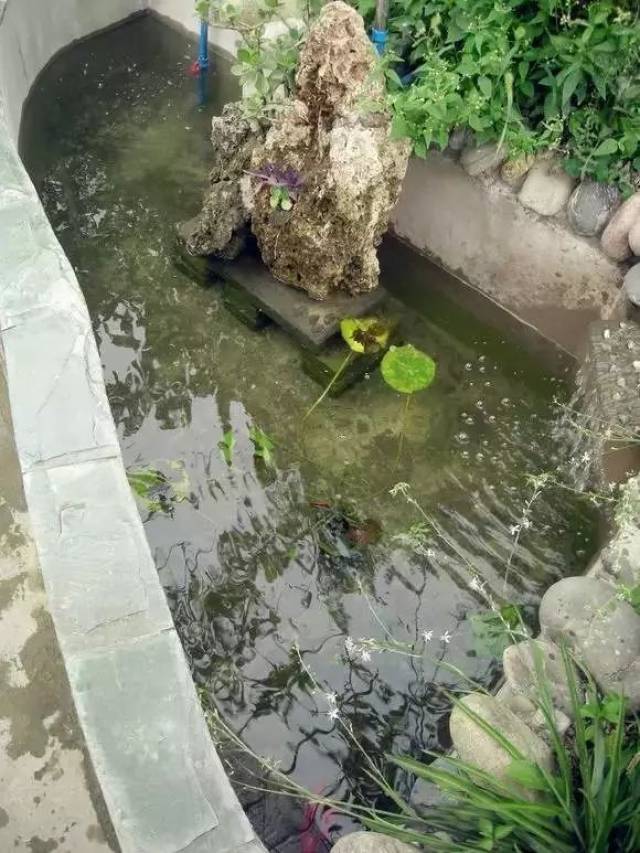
[381,344,436,394]
[340,316,390,354]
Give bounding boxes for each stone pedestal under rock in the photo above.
[248,2,410,300]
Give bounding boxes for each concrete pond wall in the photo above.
[0,2,265,852]
[1,1,640,851]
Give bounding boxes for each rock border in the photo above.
[0,2,264,852]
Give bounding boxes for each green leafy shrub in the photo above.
[361,648,640,852]
[199,0,320,122]
[358,0,640,190]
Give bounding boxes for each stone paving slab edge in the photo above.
[0,28,265,852]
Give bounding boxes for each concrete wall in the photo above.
[0,2,264,851]
[0,0,145,141]
[392,153,625,358]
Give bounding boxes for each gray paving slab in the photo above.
[23,456,173,654]
[68,631,257,853]
[2,306,118,470]
[212,252,386,351]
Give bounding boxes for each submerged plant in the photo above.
[247,163,304,211]
[127,462,190,514]
[249,424,276,468]
[305,316,390,418]
[218,429,235,466]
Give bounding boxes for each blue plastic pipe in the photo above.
[198,17,209,106]
[371,27,388,55]
[372,0,388,55]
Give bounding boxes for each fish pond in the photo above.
[21,13,599,851]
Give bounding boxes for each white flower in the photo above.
[360,649,372,663]
[389,482,410,498]
[325,692,338,705]
[327,707,340,721]
[509,524,520,536]
[344,636,355,653]
[440,630,452,644]
[422,629,434,643]
[469,577,485,593]
[521,518,532,530]
[581,451,591,463]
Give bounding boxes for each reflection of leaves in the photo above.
[381,344,436,394]
[218,429,235,465]
[249,425,276,468]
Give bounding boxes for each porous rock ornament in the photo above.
[248,1,411,300]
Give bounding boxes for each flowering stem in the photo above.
[304,351,353,419]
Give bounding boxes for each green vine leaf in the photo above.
[380,344,436,394]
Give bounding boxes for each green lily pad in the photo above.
[340,316,390,354]
[381,344,436,394]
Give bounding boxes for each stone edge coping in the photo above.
[0,9,264,853]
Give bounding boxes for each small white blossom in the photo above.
[440,630,452,644]
[327,707,340,721]
[521,518,532,530]
[509,524,520,536]
[344,636,355,653]
[389,482,410,498]
[325,692,338,705]
[422,629,434,642]
[360,649,372,663]
[469,577,485,593]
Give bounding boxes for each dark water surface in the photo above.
[21,14,598,850]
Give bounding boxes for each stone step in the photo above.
[210,252,386,352]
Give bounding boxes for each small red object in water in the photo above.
[187,60,201,77]
[299,799,337,853]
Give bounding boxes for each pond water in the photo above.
[21,14,599,850]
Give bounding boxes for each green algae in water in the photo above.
[21,14,600,820]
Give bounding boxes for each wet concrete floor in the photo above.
[0,356,118,852]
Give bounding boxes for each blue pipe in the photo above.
[371,27,388,55]
[198,17,209,106]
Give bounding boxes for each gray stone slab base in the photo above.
[211,253,386,351]
[0,57,264,853]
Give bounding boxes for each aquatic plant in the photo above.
[249,424,276,468]
[247,163,304,211]
[127,462,190,514]
[218,428,235,465]
[380,343,436,459]
[305,316,390,418]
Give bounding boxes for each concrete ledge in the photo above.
[392,153,625,358]
[0,3,264,851]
